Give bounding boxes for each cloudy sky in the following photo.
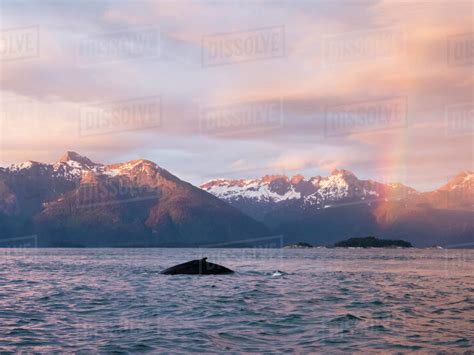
[0,0,472,191]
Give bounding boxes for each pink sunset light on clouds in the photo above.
[0,0,472,191]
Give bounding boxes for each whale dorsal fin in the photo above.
[201,257,207,262]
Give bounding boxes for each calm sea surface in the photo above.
[0,248,472,352]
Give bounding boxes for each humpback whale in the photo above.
[160,257,234,275]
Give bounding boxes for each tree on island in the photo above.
[335,236,413,248]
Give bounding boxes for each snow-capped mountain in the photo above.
[6,151,162,181]
[0,152,269,247]
[1,152,472,248]
[201,169,418,219]
[201,169,473,247]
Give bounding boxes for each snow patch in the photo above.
[203,178,300,202]
[8,161,37,171]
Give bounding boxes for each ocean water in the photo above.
[0,248,472,352]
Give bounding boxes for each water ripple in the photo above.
[0,248,472,352]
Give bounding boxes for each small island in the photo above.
[335,236,413,248]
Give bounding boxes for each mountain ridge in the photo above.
[1,152,472,247]
[201,169,419,217]
[201,169,473,247]
[0,152,271,247]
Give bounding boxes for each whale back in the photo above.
[160,257,234,275]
